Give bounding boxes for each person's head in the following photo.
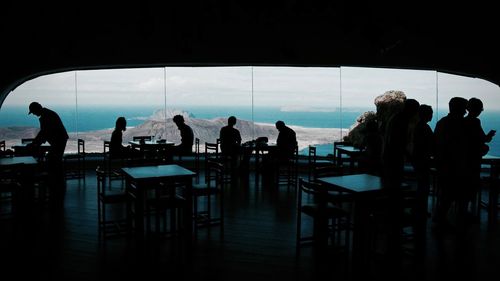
[28,102,43,116]
[228,116,237,126]
[403,98,420,118]
[173,115,184,127]
[467,97,484,118]
[418,104,433,123]
[115,116,127,131]
[449,97,468,116]
[275,120,285,131]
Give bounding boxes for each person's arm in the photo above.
[486,129,496,142]
[32,117,46,146]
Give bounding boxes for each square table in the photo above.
[121,164,196,239]
[316,173,388,275]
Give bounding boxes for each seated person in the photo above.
[172,115,194,157]
[109,117,135,159]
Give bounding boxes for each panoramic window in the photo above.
[0,66,499,157]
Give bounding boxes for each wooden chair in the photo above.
[0,164,22,218]
[277,146,299,188]
[194,138,200,184]
[296,178,351,254]
[308,145,335,181]
[192,159,224,236]
[144,181,188,237]
[204,141,220,183]
[64,139,86,181]
[96,166,129,238]
[102,140,125,187]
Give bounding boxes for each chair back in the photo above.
[0,140,5,151]
[206,159,225,188]
[96,166,107,196]
[103,140,110,156]
[194,138,200,183]
[313,165,344,181]
[298,178,328,210]
[205,141,219,159]
[77,139,85,155]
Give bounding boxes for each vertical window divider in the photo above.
[164,67,167,136]
[251,66,255,140]
[75,71,78,139]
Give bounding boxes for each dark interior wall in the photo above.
[1,2,499,106]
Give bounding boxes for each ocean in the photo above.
[1,105,499,156]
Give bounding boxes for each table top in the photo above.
[483,154,500,162]
[0,156,38,166]
[129,140,175,146]
[317,173,383,193]
[335,145,363,153]
[121,164,195,180]
[12,143,50,148]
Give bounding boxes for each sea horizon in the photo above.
[1,105,499,156]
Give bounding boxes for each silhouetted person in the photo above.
[220,116,242,176]
[380,98,419,270]
[412,104,435,202]
[382,98,420,189]
[110,116,135,160]
[172,114,194,156]
[359,119,383,175]
[275,120,297,161]
[28,101,68,209]
[434,97,468,227]
[464,97,496,221]
[219,116,242,157]
[411,104,435,251]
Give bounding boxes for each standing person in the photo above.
[434,97,468,227]
[464,97,496,221]
[219,116,242,174]
[411,104,435,251]
[412,104,435,206]
[381,98,420,189]
[27,101,69,209]
[219,116,242,157]
[172,114,194,156]
[380,98,420,269]
[275,120,297,161]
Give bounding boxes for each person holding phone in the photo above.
[464,97,496,223]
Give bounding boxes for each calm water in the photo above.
[1,105,499,156]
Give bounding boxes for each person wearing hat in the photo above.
[28,101,69,209]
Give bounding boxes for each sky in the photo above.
[4,66,500,111]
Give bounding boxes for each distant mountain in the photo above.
[1,114,342,153]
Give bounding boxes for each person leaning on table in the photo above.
[27,101,69,209]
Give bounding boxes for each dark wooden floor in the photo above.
[1,165,500,280]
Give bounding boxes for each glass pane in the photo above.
[341,66,438,124]
[165,67,253,151]
[437,72,500,156]
[253,67,341,156]
[0,71,76,153]
[75,68,165,153]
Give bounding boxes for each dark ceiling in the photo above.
[1,2,499,105]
